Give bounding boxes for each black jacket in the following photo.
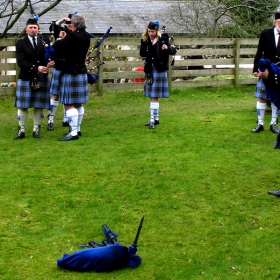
[253,27,280,73]
[16,35,50,80]
[53,29,90,75]
[140,34,176,74]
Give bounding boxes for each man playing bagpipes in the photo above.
[47,12,101,136]
[14,17,53,139]
[51,13,91,141]
[47,12,76,131]
[140,21,177,129]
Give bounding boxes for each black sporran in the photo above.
[30,77,41,90]
[30,73,47,90]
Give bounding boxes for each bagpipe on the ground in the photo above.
[57,243,140,272]
[57,217,144,272]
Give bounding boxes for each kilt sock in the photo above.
[66,108,78,136]
[77,106,84,133]
[33,108,42,131]
[63,105,68,122]
[150,102,159,122]
[49,99,59,123]
[256,101,266,126]
[271,102,278,125]
[17,109,28,132]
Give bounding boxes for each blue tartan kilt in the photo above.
[254,78,268,99]
[50,68,61,96]
[14,79,50,109]
[59,73,89,104]
[144,67,169,98]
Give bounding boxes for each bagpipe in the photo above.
[26,0,52,89]
[86,26,113,84]
[144,23,178,85]
[258,58,280,109]
[28,0,55,63]
[57,216,144,272]
[158,25,178,66]
[28,1,105,85]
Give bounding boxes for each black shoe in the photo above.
[270,124,279,134]
[268,189,280,197]
[274,133,280,149]
[251,124,264,133]
[58,133,79,141]
[33,130,42,138]
[64,130,81,136]
[149,121,155,129]
[62,121,69,127]
[145,121,158,127]
[47,122,54,130]
[14,129,25,139]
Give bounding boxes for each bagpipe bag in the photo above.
[258,58,280,109]
[57,243,141,272]
[57,244,128,272]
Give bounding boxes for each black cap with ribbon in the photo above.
[26,18,38,26]
[68,10,79,19]
[147,20,160,31]
[275,11,280,20]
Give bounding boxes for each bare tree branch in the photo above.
[0,0,63,38]
[168,0,279,38]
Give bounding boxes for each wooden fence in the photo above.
[0,37,259,96]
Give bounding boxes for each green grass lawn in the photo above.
[1,85,280,280]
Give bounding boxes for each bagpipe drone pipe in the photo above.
[158,25,178,66]
[257,58,280,149]
[86,26,113,84]
[27,1,57,65]
[28,0,108,86]
[26,2,52,89]
[56,216,144,272]
[43,25,111,85]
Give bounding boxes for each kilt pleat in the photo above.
[254,78,267,99]
[14,79,50,109]
[50,68,61,96]
[59,73,89,104]
[144,67,169,98]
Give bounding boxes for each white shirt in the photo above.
[274,28,280,47]
[28,35,37,48]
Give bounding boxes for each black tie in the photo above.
[32,37,37,49]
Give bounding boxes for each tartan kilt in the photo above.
[50,68,61,96]
[59,73,89,104]
[14,79,50,109]
[144,67,169,98]
[254,78,267,99]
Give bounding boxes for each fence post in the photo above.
[234,38,241,88]
[168,58,172,92]
[97,43,104,95]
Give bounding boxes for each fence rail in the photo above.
[0,37,259,96]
